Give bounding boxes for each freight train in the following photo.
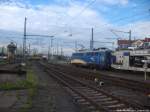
[71,48,150,72]
[71,48,112,69]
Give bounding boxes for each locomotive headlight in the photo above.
[94,78,98,83]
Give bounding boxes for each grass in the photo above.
[0,60,8,65]
[20,89,36,112]
[0,63,38,90]
[26,69,38,87]
[20,66,38,112]
[0,62,38,112]
[0,81,34,90]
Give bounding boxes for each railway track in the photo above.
[0,64,26,74]
[39,62,146,112]
[45,63,150,93]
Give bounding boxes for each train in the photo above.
[71,48,150,72]
[111,49,150,72]
[70,48,112,69]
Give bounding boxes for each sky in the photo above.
[0,0,150,55]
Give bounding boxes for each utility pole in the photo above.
[48,40,50,60]
[61,47,63,56]
[75,41,77,52]
[28,44,30,56]
[51,37,54,59]
[56,41,59,55]
[23,17,27,62]
[110,29,132,48]
[48,37,54,61]
[129,30,132,47]
[90,28,94,50]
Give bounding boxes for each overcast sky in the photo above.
[0,0,150,55]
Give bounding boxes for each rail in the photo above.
[39,62,146,112]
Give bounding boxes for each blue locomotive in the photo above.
[71,48,112,69]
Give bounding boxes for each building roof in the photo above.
[144,38,150,42]
[132,39,144,44]
[118,40,132,45]
[118,38,150,45]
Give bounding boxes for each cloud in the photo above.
[99,0,129,5]
[0,1,108,35]
[0,0,149,55]
[0,0,130,33]
[121,21,150,38]
[54,0,129,6]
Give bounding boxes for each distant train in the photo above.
[71,48,112,69]
[71,48,150,72]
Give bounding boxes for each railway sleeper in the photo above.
[97,100,126,109]
[100,100,119,105]
[96,95,107,99]
[84,91,99,94]
[77,99,86,102]
[78,101,90,105]
[87,105,96,110]
[79,90,100,94]
[85,95,108,99]
[76,100,98,112]
[75,88,98,92]
[95,99,113,103]
[93,93,103,96]
[91,111,100,112]
[85,96,108,101]
[73,95,82,99]
[96,98,112,102]
[65,87,105,111]
[41,63,145,111]
[106,103,125,109]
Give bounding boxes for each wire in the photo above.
[94,9,150,29]
[111,12,149,24]
[64,0,97,33]
[72,0,97,20]
[56,2,149,39]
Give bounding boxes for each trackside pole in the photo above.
[144,69,147,81]
[143,61,148,81]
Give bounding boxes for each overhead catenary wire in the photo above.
[23,0,150,39]
[93,10,150,29]
[58,11,149,41]
[63,0,97,34]
[0,0,149,52]
[65,0,149,29]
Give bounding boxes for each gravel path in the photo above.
[29,62,80,112]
